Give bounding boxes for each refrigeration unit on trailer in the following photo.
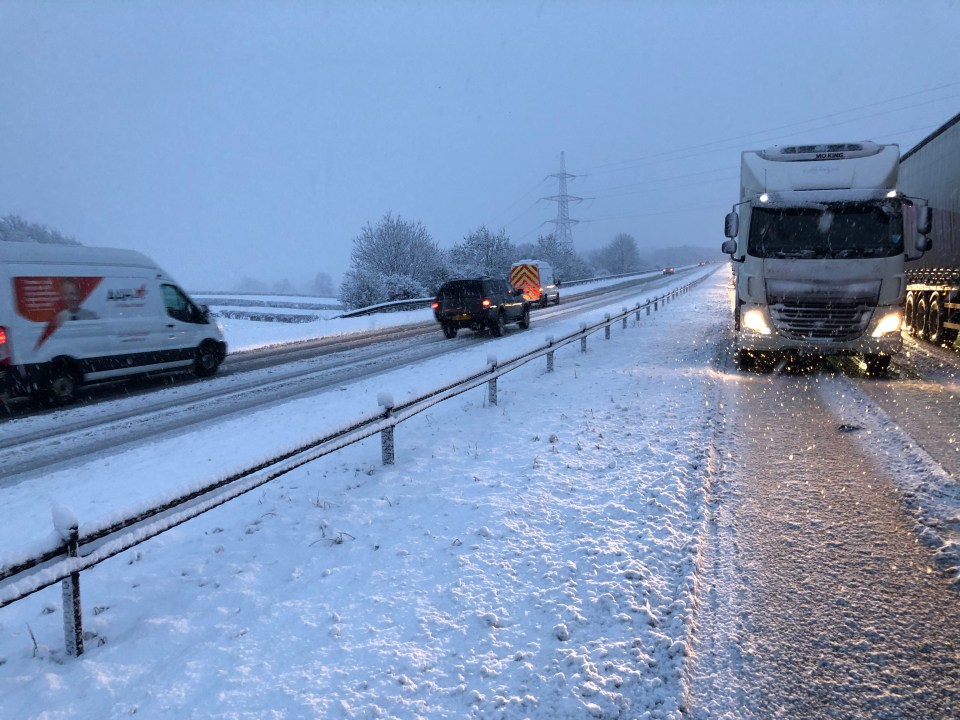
[897,112,960,346]
[722,141,932,374]
[0,242,227,404]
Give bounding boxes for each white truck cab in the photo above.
[722,142,931,374]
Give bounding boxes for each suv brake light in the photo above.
[431,301,439,310]
[481,298,491,307]
[0,326,9,366]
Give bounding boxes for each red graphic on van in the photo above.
[14,276,104,349]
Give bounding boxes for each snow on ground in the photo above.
[0,269,722,719]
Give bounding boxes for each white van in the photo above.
[0,242,227,404]
[509,259,560,307]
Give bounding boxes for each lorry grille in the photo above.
[768,301,872,341]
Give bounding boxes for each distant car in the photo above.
[432,277,531,339]
[662,267,675,275]
[698,261,707,266]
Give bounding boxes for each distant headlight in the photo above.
[872,311,903,337]
[742,308,771,335]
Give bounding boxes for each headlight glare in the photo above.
[872,311,903,337]
[742,308,771,335]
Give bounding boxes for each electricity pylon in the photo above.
[544,151,581,248]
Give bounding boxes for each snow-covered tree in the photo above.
[591,233,641,275]
[533,233,592,282]
[311,271,335,297]
[447,225,515,277]
[0,214,79,245]
[339,213,446,309]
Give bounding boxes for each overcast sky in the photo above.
[2,1,959,291]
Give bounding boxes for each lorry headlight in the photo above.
[872,311,902,337]
[742,308,771,335]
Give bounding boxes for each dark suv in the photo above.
[432,277,531,339]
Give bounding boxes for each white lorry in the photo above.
[722,141,931,374]
[0,242,227,404]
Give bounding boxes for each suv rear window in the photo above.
[439,280,482,299]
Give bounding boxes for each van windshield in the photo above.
[748,203,904,259]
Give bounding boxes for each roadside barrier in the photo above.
[0,274,709,657]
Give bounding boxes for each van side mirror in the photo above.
[724,211,739,239]
[721,239,737,256]
[916,235,932,253]
[917,206,933,236]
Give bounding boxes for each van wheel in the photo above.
[195,341,222,378]
[442,323,457,339]
[518,306,531,329]
[490,312,506,337]
[44,360,80,405]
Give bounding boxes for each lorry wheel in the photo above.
[43,360,80,405]
[490,312,506,337]
[927,295,958,346]
[195,341,222,378]
[519,306,531,329]
[916,296,930,339]
[442,323,457,339]
[904,293,917,336]
[863,354,890,375]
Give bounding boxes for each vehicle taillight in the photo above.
[0,326,8,366]
[481,298,491,307]
[0,327,6,345]
[431,301,439,310]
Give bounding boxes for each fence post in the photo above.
[546,337,554,373]
[378,393,395,465]
[487,355,498,406]
[61,521,84,657]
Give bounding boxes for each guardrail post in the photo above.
[378,393,395,465]
[580,323,588,353]
[61,521,84,657]
[654,299,659,311]
[546,337,555,373]
[646,300,651,316]
[636,304,642,322]
[622,308,628,329]
[487,355,498,406]
[604,314,611,340]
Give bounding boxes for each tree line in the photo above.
[0,212,651,305]
[339,212,645,310]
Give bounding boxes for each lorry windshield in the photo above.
[748,204,903,259]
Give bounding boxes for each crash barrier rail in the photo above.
[0,272,710,657]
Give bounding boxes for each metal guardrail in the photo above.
[0,273,708,657]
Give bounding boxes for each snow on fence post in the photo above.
[546,336,555,373]
[53,505,84,657]
[378,392,395,465]
[580,323,588,353]
[604,314,611,340]
[487,355,498,406]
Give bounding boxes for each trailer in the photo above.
[899,112,960,346]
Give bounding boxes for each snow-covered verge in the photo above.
[0,272,723,719]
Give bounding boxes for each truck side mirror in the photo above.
[916,235,932,253]
[917,206,933,236]
[724,211,739,239]
[721,239,737,256]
